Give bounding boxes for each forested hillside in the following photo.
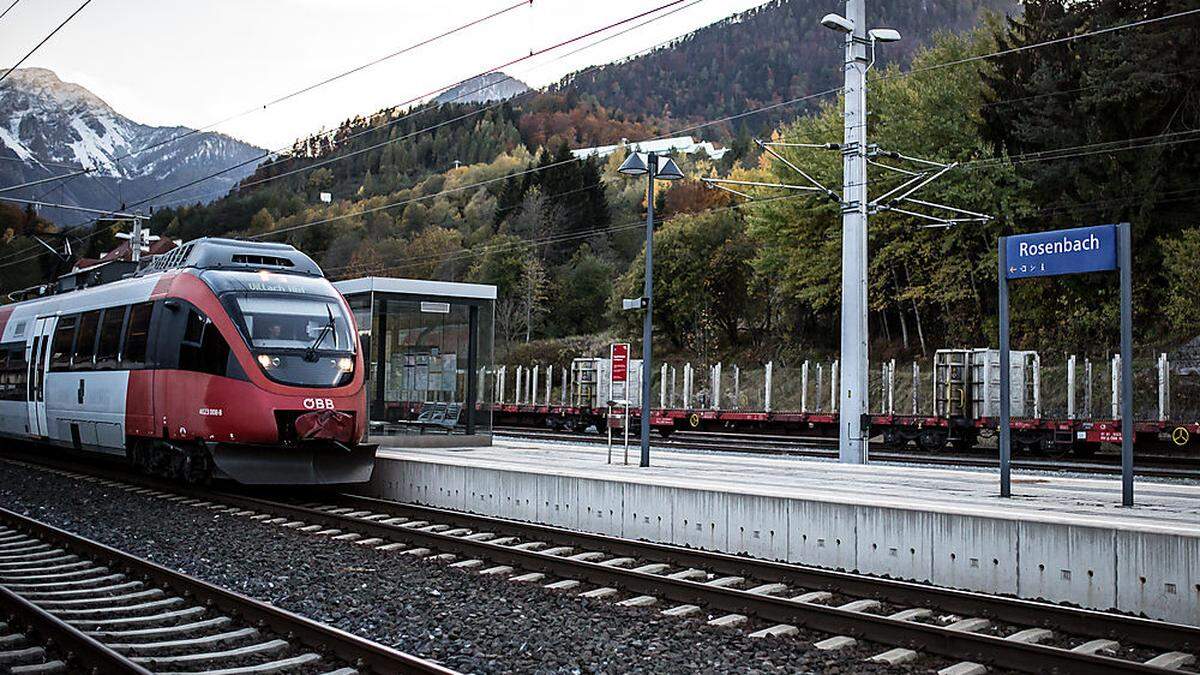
[4,0,1195,365]
[556,0,1017,133]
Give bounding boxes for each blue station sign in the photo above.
[1004,224,1118,279]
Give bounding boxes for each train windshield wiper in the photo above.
[304,305,336,362]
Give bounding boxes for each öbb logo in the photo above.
[303,398,336,410]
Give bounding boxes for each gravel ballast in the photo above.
[0,460,928,674]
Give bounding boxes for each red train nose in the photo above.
[294,410,356,443]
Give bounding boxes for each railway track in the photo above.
[0,500,455,674]
[494,427,1200,479]
[7,455,1198,675]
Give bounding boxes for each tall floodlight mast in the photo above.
[702,0,988,465]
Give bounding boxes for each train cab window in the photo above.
[95,307,127,370]
[179,309,232,377]
[72,310,100,370]
[121,302,153,369]
[49,315,78,372]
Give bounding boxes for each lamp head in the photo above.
[618,152,649,177]
[655,157,684,181]
[868,28,902,43]
[820,13,854,34]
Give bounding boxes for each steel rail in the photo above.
[7,453,1197,673]
[333,494,1199,652]
[0,582,149,674]
[180,491,1189,675]
[0,505,457,675]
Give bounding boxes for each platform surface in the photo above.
[370,438,1200,624]
[377,438,1200,536]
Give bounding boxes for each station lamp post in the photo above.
[619,150,684,467]
[821,2,901,464]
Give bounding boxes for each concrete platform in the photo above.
[361,439,1200,625]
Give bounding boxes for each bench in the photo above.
[414,402,463,434]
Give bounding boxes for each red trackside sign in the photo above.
[611,343,630,383]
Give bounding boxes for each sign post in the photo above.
[999,223,1134,505]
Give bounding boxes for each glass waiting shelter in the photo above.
[333,277,496,441]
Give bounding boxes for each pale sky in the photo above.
[1,0,771,149]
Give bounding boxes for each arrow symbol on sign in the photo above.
[1009,266,1016,274]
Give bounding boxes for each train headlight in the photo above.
[257,354,279,370]
[337,357,354,372]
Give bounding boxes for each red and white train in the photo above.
[0,238,374,485]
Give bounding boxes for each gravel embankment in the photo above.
[0,460,929,674]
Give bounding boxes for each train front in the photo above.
[187,268,375,485]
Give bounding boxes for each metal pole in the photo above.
[561,365,567,406]
[801,361,809,412]
[607,403,613,464]
[765,361,774,413]
[1032,353,1041,419]
[733,365,740,410]
[999,236,1012,498]
[816,364,823,412]
[831,360,839,414]
[624,403,631,466]
[838,0,870,464]
[1158,353,1167,422]
[1085,358,1092,419]
[911,361,919,415]
[712,363,722,411]
[661,363,668,408]
[1118,222,1134,506]
[640,155,657,468]
[1112,354,1120,420]
[670,366,677,408]
[888,359,895,415]
[545,365,552,407]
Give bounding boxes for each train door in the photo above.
[25,316,54,438]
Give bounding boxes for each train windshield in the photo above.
[234,295,355,353]
[227,293,357,388]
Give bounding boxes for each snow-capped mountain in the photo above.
[433,72,530,105]
[0,68,265,222]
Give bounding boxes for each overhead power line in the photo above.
[0,0,21,23]
[109,0,534,169]
[121,0,688,213]
[0,0,93,87]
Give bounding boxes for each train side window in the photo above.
[72,310,100,370]
[179,309,231,377]
[49,315,78,372]
[8,344,26,401]
[95,307,126,370]
[121,303,153,369]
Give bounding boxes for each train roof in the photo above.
[139,238,322,278]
